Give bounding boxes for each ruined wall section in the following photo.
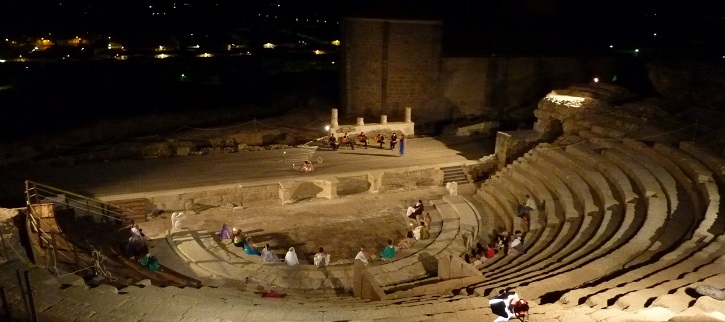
[440,57,617,121]
[384,21,442,120]
[342,19,385,117]
[342,18,442,121]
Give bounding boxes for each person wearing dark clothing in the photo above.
[377,134,385,149]
[390,132,398,150]
[358,132,368,149]
[342,133,354,150]
[329,135,338,151]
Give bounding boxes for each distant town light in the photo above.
[593,77,599,83]
[0,60,6,63]
[263,43,275,49]
[609,45,613,48]
[635,48,639,52]
[313,50,324,55]
[181,73,185,77]
[331,40,340,46]
[653,33,657,36]
[197,53,213,58]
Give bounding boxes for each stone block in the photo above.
[151,194,181,204]
[193,196,223,206]
[181,190,208,200]
[205,187,238,198]
[438,254,451,279]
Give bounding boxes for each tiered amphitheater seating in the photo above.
[552,141,724,314]
[12,137,725,321]
[449,137,722,312]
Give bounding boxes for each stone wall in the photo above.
[146,183,279,211]
[379,168,443,192]
[103,163,470,212]
[440,57,617,121]
[341,18,442,120]
[341,17,621,126]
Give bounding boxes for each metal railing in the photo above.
[24,180,123,280]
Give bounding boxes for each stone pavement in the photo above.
[0,136,492,202]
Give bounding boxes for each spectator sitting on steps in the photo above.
[379,239,396,260]
[517,195,536,221]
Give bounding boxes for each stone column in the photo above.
[380,115,387,124]
[405,107,412,123]
[356,117,364,126]
[331,108,339,128]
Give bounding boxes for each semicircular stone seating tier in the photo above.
[466,142,624,294]
[481,149,591,281]
[369,198,482,292]
[473,160,563,272]
[591,138,693,267]
[467,139,676,301]
[556,140,725,311]
[167,208,440,293]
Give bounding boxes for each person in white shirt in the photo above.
[354,246,372,265]
[490,290,529,322]
[509,230,525,255]
[284,247,299,266]
[313,247,330,267]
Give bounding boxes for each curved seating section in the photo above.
[448,137,725,318]
[597,139,695,265]
[554,141,725,312]
[678,142,725,237]
[18,138,725,321]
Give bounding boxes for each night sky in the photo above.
[1,0,723,56]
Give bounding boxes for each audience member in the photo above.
[131,223,143,240]
[354,246,372,265]
[390,132,398,150]
[379,239,396,260]
[219,223,232,240]
[517,195,536,221]
[423,212,432,227]
[313,247,330,267]
[243,237,261,255]
[233,229,244,247]
[397,231,416,250]
[405,200,425,222]
[485,243,497,258]
[261,244,278,262]
[140,253,159,271]
[124,237,141,258]
[473,253,486,269]
[413,222,430,240]
[285,247,299,266]
[509,230,525,254]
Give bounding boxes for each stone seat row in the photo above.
[463,138,714,303]
[556,139,725,311]
[539,138,723,312]
[369,198,482,291]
